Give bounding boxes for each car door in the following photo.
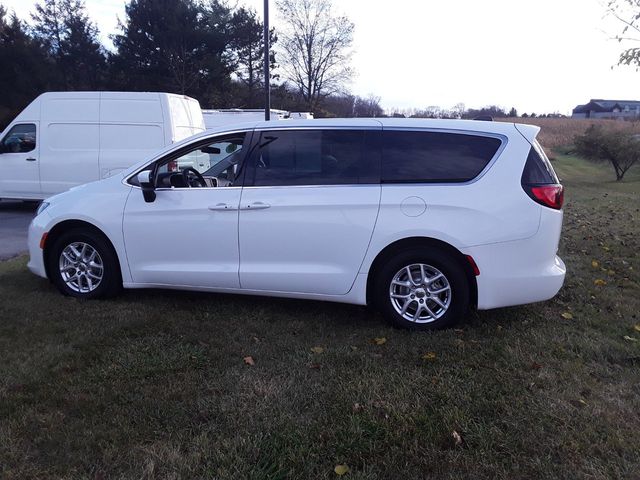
[123,130,252,288]
[0,122,41,197]
[238,127,382,296]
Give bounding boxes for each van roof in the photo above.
[33,91,199,102]
[202,117,539,139]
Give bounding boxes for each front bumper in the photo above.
[27,214,49,279]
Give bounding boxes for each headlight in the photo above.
[36,202,50,216]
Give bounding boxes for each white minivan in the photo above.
[0,91,205,200]
[27,118,566,330]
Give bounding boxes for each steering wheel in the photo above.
[181,167,207,188]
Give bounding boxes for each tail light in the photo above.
[527,184,564,210]
[521,142,563,210]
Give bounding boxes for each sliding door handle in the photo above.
[208,203,237,211]
[26,157,37,162]
[243,202,270,210]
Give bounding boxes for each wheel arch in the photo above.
[43,219,121,282]
[365,236,478,307]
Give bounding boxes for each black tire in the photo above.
[48,228,122,299]
[373,248,470,330]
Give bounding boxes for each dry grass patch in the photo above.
[498,117,640,152]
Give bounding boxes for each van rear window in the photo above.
[381,131,502,183]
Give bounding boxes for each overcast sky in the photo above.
[3,0,638,114]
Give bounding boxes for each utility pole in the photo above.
[263,0,271,121]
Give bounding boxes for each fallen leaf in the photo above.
[334,464,350,476]
[623,336,638,343]
[310,346,324,354]
[452,430,463,446]
[570,399,587,409]
[530,362,542,370]
[422,351,437,360]
[350,346,358,351]
[591,260,599,268]
[594,279,607,286]
[352,403,363,413]
[309,363,321,370]
[634,324,640,332]
[372,337,387,345]
[561,312,574,320]
[607,269,616,276]
[243,356,255,366]
[602,246,610,251]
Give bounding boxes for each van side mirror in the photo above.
[137,171,156,203]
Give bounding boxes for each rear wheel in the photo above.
[48,228,122,299]
[374,248,470,330]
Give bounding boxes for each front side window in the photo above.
[250,130,370,186]
[148,132,248,188]
[0,124,36,153]
[381,131,502,183]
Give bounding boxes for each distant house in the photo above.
[572,99,640,120]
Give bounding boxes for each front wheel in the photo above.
[48,228,122,299]
[374,249,470,330]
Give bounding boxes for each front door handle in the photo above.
[26,157,37,162]
[208,203,237,211]
[243,202,270,210]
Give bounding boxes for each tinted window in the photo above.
[521,141,559,184]
[1,124,36,153]
[381,131,501,183]
[251,130,369,186]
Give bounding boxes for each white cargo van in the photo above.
[0,91,205,200]
[202,109,289,130]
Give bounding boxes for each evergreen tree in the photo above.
[112,0,234,104]
[0,6,54,128]
[31,0,106,89]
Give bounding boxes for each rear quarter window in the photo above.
[381,130,502,183]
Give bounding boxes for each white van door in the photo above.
[0,122,41,198]
[238,128,381,295]
[123,131,252,288]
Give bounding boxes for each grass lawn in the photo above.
[1,157,639,479]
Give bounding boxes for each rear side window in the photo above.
[521,141,559,184]
[381,130,502,183]
[0,123,36,153]
[250,129,373,186]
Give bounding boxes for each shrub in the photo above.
[574,124,640,181]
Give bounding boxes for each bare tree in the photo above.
[276,0,354,111]
[353,94,383,117]
[606,0,640,67]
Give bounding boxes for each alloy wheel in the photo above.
[389,263,452,323]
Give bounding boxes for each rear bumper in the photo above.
[467,207,565,310]
[471,250,565,309]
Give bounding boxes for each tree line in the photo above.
[0,0,385,129]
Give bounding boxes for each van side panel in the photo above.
[100,93,164,124]
[99,93,166,178]
[39,96,100,195]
